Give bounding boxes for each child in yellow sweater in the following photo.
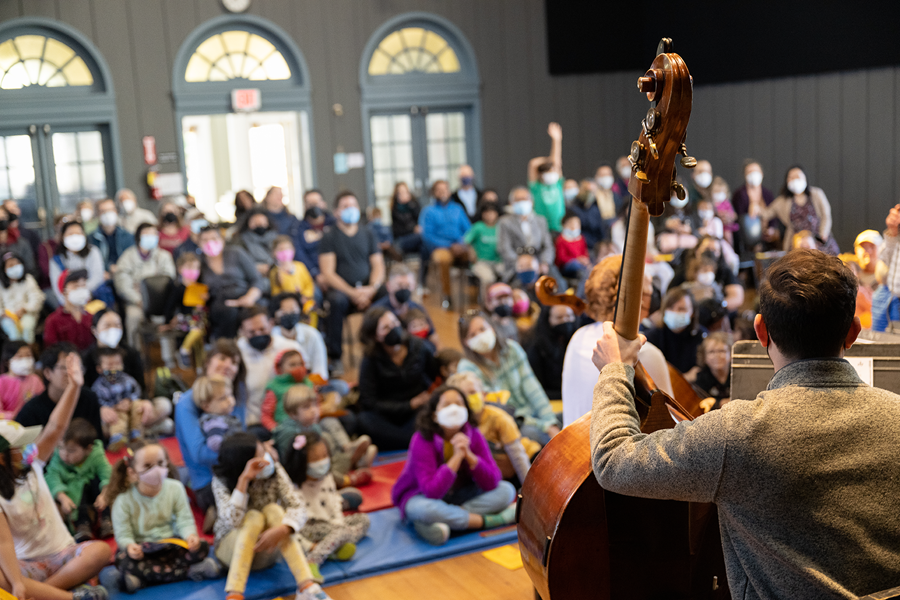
[269,236,317,327]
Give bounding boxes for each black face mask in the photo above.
[7,213,16,222]
[305,207,324,221]
[0,220,9,231]
[382,326,404,347]
[248,334,272,351]
[163,212,178,224]
[393,288,412,304]
[493,304,512,318]
[551,321,577,341]
[279,313,301,331]
[252,226,268,236]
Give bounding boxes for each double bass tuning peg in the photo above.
[679,143,697,168]
[671,181,686,200]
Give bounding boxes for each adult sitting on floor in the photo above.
[371,263,439,349]
[357,306,440,451]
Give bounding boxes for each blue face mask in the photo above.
[517,270,537,285]
[255,452,276,480]
[663,310,692,332]
[307,457,331,480]
[513,200,533,216]
[340,206,361,225]
[190,219,208,234]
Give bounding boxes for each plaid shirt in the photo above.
[90,372,141,408]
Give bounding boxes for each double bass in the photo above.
[517,40,730,599]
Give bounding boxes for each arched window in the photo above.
[0,18,121,236]
[360,13,481,212]
[173,16,315,220]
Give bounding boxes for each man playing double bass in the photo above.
[590,249,900,599]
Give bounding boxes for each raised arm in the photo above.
[35,352,82,463]
[548,122,562,173]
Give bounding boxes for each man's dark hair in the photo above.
[759,249,858,359]
[334,191,357,207]
[95,346,124,362]
[63,418,99,449]
[239,305,269,324]
[40,342,78,377]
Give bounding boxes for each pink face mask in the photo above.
[202,239,224,257]
[275,249,295,263]
[512,298,530,316]
[181,267,200,282]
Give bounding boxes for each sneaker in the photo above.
[347,468,372,487]
[308,562,324,583]
[329,542,356,561]
[72,585,109,600]
[340,488,363,511]
[188,556,224,581]
[359,443,378,469]
[98,567,120,591]
[483,502,518,529]
[348,435,371,466]
[129,429,141,441]
[73,522,94,543]
[98,515,114,539]
[413,521,450,546]
[296,583,332,600]
[203,505,218,534]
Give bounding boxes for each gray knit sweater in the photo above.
[591,358,900,599]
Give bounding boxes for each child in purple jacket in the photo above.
[391,386,517,545]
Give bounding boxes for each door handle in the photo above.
[37,208,46,227]
[28,125,36,135]
[43,124,51,134]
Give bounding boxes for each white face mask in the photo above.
[596,175,614,190]
[513,200,533,216]
[122,199,137,214]
[99,211,118,228]
[307,458,331,480]
[663,310,692,332]
[698,209,714,221]
[63,234,86,252]
[467,328,497,354]
[562,227,581,241]
[745,171,763,187]
[669,196,689,209]
[436,404,469,430]
[67,287,91,307]
[97,327,123,348]
[697,271,716,287]
[5,264,23,280]
[541,172,560,186]
[80,209,94,223]
[694,172,713,189]
[9,357,33,377]
[712,192,727,203]
[563,187,578,201]
[618,166,632,180]
[787,177,807,195]
[139,234,159,251]
[138,465,168,487]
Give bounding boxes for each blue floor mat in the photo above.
[107,508,518,599]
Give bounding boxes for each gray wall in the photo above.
[2,0,897,249]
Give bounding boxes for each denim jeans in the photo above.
[871,285,900,332]
[404,480,516,530]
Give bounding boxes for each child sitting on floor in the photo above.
[446,372,539,485]
[261,349,315,431]
[429,348,463,392]
[212,432,330,600]
[0,341,44,419]
[165,253,208,369]
[193,375,242,453]
[91,347,148,451]
[272,385,375,493]
[45,418,113,542]
[282,432,370,567]
[102,440,220,592]
[391,386,517,546]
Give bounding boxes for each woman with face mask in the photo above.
[0,207,36,278]
[236,208,279,282]
[525,305,577,401]
[114,222,176,350]
[197,227,264,339]
[157,201,190,254]
[527,122,566,232]
[644,287,707,376]
[356,307,441,450]
[457,312,560,446]
[760,166,840,254]
[211,432,330,600]
[48,219,106,307]
[82,308,146,393]
[391,386,517,546]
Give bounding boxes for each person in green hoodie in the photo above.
[45,418,113,541]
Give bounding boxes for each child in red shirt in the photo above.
[555,211,591,278]
[43,269,96,351]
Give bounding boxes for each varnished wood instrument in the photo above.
[518,39,729,600]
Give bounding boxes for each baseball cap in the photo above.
[0,420,42,453]
[855,230,884,249]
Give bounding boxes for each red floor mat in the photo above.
[358,460,405,513]
[105,436,184,467]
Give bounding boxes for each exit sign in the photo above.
[232,88,261,112]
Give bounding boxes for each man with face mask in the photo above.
[686,160,714,206]
[236,306,302,427]
[418,180,471,310]
[88,198,134,273]
[527,122,565,232]
[372,263,439,348]
[450,164,482,221]
[496,186,560,285]
[43,270,96,351]
[116,188,158,235]
[269,293,328,381]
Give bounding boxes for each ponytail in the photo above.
[105,440,178,505]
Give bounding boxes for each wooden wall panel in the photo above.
[839,71,869,247]
[56,0,95,42]
[866,69,895,231]
[793,74,818,184]
[815,73,842,245]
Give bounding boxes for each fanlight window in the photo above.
[0,35,93,89]
[368,27,460,76]
[185,30,291,83]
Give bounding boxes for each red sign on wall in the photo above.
[142,136,157,165]
[232,88,261,112]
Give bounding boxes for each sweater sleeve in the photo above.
[410,434,457,500]
[212,476,247,532]
[85,247,106,293]
[171,481,198,539]
[273,465,307,532]
[23,276,44,314]
[504,440,532,484]
[233,247,265,292]
[44,452,66,498]
[511,342,557,431]
[467,428,501,492]
[589,363,726,502]
[114,250,142,306]
[112,495,137,548]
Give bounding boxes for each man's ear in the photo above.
[754,314,769,347]
[844,316,862,350]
